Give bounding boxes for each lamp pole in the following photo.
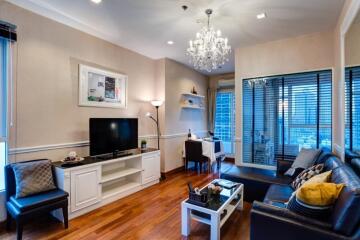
[155,105,160,150]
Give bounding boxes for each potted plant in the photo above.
[141,139,147,149]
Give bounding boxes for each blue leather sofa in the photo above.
[220,152,360,240]
[5,159,69,240]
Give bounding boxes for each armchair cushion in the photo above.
[9,189,68,212]
[12,159,56,198]
[263,184,294,207]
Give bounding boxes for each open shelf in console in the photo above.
[101,155,142,184]
[102,178,141,200]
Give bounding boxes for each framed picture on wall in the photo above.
[79,64,127,108]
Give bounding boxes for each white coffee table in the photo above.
[181,179,244,240]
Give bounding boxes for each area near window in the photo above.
[0,37,9,191]
[345,66,360,151]
[214,89,235,155]
[243,70,332,166]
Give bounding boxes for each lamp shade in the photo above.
[150,100,163,107]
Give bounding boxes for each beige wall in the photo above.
[0,1,159,162]
[235,30,335,165]
[345,21,360,66]
[160,59,208,172]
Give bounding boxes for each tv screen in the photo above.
[89,118,138,156]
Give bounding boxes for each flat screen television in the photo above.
[89,118,138,156]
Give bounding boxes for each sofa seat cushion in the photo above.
[221,166,292,202]
[263,184,294,207]
[9,189,68,212]
[221,166,292,185]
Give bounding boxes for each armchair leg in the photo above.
[62,206,69,229]
[16,221,23,240]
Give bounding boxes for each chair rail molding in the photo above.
[9,130,209,155]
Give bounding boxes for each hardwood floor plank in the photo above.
[0,163,250,240]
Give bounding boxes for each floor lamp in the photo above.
[146,100,163,150]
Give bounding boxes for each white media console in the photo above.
[53,148,160,220]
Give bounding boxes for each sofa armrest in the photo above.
[276,159,293,176]
[250,201,348,240]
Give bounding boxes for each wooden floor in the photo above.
[0,163,251,240]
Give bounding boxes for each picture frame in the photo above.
[79,64,127,108]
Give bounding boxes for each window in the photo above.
[243,70,332,166]
[214,89,235,155]
[0,37,9,190]
[345,66,360,151]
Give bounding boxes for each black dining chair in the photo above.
[185,140,210,173]
[5,159,69,240]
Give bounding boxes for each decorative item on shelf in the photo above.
[187,9,231,72]
[62,151,84,164]
[146,100,163,150]
[208,183,223,196]
[141,139,147,149]
[191,86,198,95]
[188,129,192,140]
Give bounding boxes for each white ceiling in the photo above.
[7,0,345,75]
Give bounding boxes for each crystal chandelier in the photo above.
[186,9,231,72]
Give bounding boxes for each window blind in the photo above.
[345,66,360,151]
[243,70,332,166]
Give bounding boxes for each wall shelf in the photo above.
[182,93,205,99]
[181,93,205,110]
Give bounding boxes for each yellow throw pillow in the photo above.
[303,170,332,186]
[296,182,344,206]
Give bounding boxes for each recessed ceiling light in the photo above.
[167,41,174,45]
[91,0,102,4]
[257,13,267,19]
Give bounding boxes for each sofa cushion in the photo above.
[263,184,294,207]
[9,189,68,212]
[291,164,324,190]
[323,156,343,172]
[12,160,56,198]
[285,148,321,177]
[330,165,360,236]
[220,165,292,202]
[287,195,332,220]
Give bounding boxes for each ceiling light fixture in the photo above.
[187,9,231,72]
[167,40,174,45]
[91,0,102,4]
[257,13,267,19]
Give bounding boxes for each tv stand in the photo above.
[53,148,160,220]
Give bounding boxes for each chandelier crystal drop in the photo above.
[186,9,231,72]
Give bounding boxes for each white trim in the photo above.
[9,130,209,155]
[339,0,360,161]
[238,162,276,171]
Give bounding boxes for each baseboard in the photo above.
[161,166,185,179]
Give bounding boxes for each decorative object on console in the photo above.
[191,86,198,94]
[62,151,84,164]
[141,139,147,149]
[186,9,231,72]
[79,64,127,108]
[146,100,163,149]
